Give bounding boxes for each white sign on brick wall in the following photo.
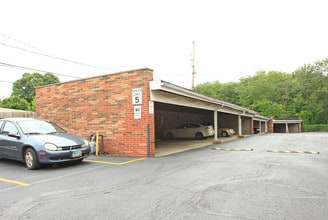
[149,101,154,114]
[134,106,142,119]
[132,88,142,105]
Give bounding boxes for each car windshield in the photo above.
[17,120,66,135]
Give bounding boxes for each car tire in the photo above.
[166,133,174,139]
[221,131,228,137]
[195,132,204,140]
[24,148,40,170]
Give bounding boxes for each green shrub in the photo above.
[302,124,328,132]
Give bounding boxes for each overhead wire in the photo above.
[0,41,113,71]
[0,79,14,84]
[0,62,82,79]
[0,33,51,55]
[0,32,115,77]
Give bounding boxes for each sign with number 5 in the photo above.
[132,88,142,105]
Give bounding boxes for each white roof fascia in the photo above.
[253,115,271,121]
[273,119,302,124]
[150,80,259,116]
[151,90,241,114]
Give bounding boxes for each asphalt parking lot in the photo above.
[1,132,327,219]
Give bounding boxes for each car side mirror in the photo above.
[8,133,20,139]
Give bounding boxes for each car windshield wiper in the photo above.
[25,132,43,135]
[47,131,66,134]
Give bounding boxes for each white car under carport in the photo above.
[163,122,214,140]
[218,128,236,137]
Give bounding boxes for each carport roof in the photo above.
[273,119,302,124]
[150,80,269,120]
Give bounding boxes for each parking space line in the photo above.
[212,147,253,152]
[0,178,30,186]
[84,158,145,165]
[267,150,320,154]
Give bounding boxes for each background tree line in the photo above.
[0,73,59,111]
[1,60,327,130]
[195,59,328,129]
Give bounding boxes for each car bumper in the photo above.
[37,146,91,164]
[205,131,215,136]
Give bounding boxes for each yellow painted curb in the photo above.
[0,178,30,186]
[85,158,145,165]
[267,150,319,154]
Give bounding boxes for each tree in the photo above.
[251,99,287,118]
[195,81,240,104]
[291,62,328,124]
[238,71,291,108]
[0,95,30,110]
[0,72,60,111]
[194,58,328,125]
[11,73,59,103]
[195,81,222,98]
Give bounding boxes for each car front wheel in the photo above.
[221,131,228,137]
[24,148,40,170]
[165,133,174,139]
[195,132,204,140]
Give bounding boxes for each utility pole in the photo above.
[191,41,196,90]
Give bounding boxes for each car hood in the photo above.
[31,133,84,146]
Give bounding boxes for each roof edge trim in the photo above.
[150,80,262,116]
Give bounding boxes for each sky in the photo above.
[1,0,328,98]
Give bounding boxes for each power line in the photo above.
[0,62,82,79]
[0,80,14,84]
[0,41,113,71]
[0,33,114,71]
[0,33,48,54]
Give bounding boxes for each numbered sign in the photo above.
[132,88,142,105]
[134,106,142,119]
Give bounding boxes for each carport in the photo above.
[36,68,270,158]
[273,119,302,133]
[150,80,269,155]
[253,116,268,134]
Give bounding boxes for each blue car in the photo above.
[0,118,91,169]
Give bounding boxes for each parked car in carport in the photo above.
[218,128,236,137]
[253,128,260,134]
[163,122,214,140]
[0,118,91,170]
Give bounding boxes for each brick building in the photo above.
[36,69,155,157]
[36,68,270,157]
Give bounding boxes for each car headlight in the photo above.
[44,143,58,151]
[82,139,89,147]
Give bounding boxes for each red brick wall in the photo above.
[298,123,302,133]
[36,68,155,157]
[267,117,274,133]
